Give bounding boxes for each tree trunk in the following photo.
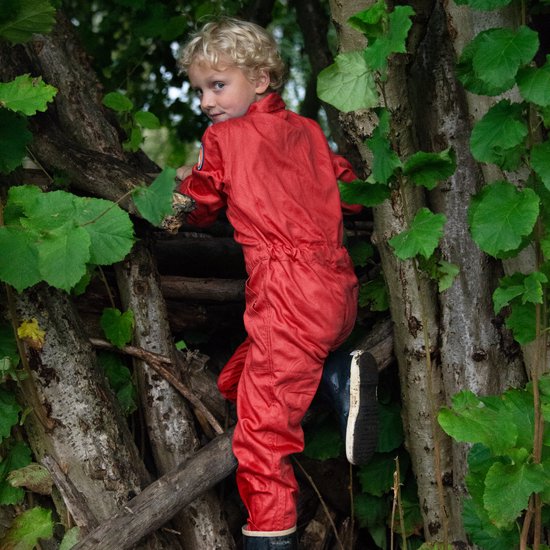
[115,241,235,550]
[329,0,526,544]
[9,286,182,548]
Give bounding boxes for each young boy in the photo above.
[175,18,378,549]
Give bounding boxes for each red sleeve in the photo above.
[330,151,362,215]
[178,128,226,227]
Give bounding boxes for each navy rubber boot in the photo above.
[321,349,379,465]
[242,527,297,549]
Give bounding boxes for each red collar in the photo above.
[247,93,286,115]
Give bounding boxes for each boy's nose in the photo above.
[200,91,215,111]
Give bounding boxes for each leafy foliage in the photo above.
[0,0,56,43]
[100,308,135,349]
[0,186,135,292]
[0,506,54,549]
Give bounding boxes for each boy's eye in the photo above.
[213,81,225,90]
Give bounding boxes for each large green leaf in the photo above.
[317,51,379,112]
[471,27,539,90]
[0,75,57,115]
[484,456,547,528]
[363,5,415,73]
[517,56,550,107]
[100,308,135,349]
[0,388,21,442]
[454,0,513,9]
[493,271,547,313]
[38,224,91,291]
[0,0,56,43]
[74,197,135,265]
[457,32,513,96]
[468,181,539,257]
[347,0,387,41]
[0,228,41,292]
[388,207,446,260]
[438,391,518,455]
[366,108,402,183]
[132,167,177,227]
[470,100,528,168]
[506,301,536,344]
[0,442,31,506]
[356,451,410,497]
[0,109,32,174]
[338,179,390,207]
[531,140,550,190]
[403,148,456,190]
[0,506,54,549]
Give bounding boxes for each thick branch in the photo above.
[73,428,236,550]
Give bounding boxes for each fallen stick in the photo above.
[73,427,236,550]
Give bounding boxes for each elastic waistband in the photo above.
[244,242,350,271]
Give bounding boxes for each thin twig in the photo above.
[89,338,224,436]
[292,456,345,550]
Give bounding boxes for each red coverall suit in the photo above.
[179,93,360,532]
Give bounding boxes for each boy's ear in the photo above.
[255,69,271,94]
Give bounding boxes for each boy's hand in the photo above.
[175,165,193,182]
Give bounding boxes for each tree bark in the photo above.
[115,242,235,550]
[73,428,237,550]
[10,286,181,548]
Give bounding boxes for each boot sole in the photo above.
[346,351,379,465]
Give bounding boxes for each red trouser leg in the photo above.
[217,339,250,402]
[233,258,358,532]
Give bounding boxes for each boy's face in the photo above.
[188,61,270,124]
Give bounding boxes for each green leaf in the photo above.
[470,100,528,168]
[0,387,21,442]
[357,451,409,497]
[338,179,390,207]
[454,0,513,9]
[123,125,142,152]
[98,352,137,415]
[303,415,342,460]
[358,276,389,311]
[102,91,134,112]
[0,227,41,292]
[38,224,91,291]
[472,26,539,90]
[403,148,456,190]
[366,108,402,183]
[435,260,459,292]
[0,75,57,115]
[347,0,387,41]
[457,32,514,96]
[389,208,446,260]
[100,308,134,349]
[0,0,56,43]
[531,140,550,190]
[317,51,379,112]
[134,110,161,129]
[354,492,388,530]
[348,240,374,267]
[0,506,54,549]
[73,197,135,265]
[376,402,403,452]
[462,497,519,550]
[517,56,550,107]
[506,301,536,344]
[438,391,517,455]
[484,457,547,528]
[132,167,178,226]
[0,442,32,506]
[363,5,415,74]
[493,273,528,313]
[468,181,539,257]
[0,109,32,174]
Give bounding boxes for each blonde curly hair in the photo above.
[178,18,286,92]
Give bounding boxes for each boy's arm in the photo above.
[175,131,226,227]
[330,152,362,215]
